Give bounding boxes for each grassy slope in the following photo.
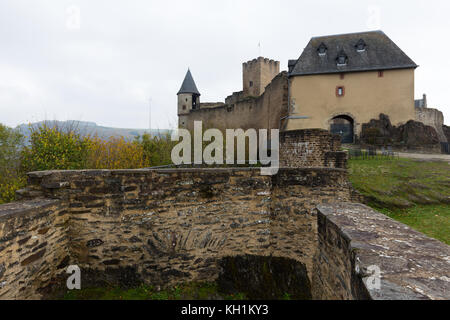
[348,158,450,244]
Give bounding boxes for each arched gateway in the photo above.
[329,114,354,143]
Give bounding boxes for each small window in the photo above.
[336,86,345,97]
[182,105,186,110]
[340,73,345,80]
[336,50,348,66]
[317,42,327,56]
[378,70,384,78]
[185,98,188,102]
[249,81,253,87]
[355,39,366,52]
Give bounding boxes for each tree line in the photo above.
[0,122,175,204]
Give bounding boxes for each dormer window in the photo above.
[355,39,366,52]
[336,50,348,66]
[317,43,327,56]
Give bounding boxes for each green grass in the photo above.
[348,157,450,244]
[376,205,450,245]
[63,282,247,300]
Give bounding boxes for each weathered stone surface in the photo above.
[315,203,450,300]
[360,113,441,152]
[21,249,47,266]
[415,107,447,143]
[86,239,104,248]
[443,125,450,144]
[217,254,312,300]
[1,166,352,299]
[279,129,346,168]
[0,198,69,299]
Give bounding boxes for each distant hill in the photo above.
[16,120,172,144]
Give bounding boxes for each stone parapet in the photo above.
[314,203,450,300]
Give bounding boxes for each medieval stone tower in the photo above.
[243,57,280,97]
[176,57,283,130]
[177,69,201,127]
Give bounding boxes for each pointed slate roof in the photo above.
[177,69,200,95]
[289,30,418,76]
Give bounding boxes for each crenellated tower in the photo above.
[243,57,280,97]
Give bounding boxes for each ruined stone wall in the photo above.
[360,114,441,153]
[23,168,350,289]
[0,166,351,299]
[199,102,225,109]
[1,169,449,299]
[1,131,448,300]
[415,107,447,143]
[182,72,288,132]
[279,129,347,168]
[0,199,70,299]
[314,203,450,300]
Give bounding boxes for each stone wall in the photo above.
[0,199,69,299]
[314,203,450,300]
[415,107,447,143]
[443,125,450,144]
[182,72,288,132]
[1,129,449,300]
[1,169,449,299]
[279,129,347,168]
[360,114,441,152]
[0,166,351,299]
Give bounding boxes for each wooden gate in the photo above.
[330,122,353,143]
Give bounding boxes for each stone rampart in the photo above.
[1,167,351,299]
[314,203,450,299]
[279,129,346,168]
[0,129,449,300]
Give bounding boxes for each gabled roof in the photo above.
[289,30,418,76]
[177,69,200,95]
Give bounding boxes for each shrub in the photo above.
[0,124,26,204]
[137,133,175,167]
[21,124,90,172]
[0,122,177,203]
[86,136,148,169]
[364,127,381,145]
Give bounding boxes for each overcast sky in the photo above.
[1,0,449,129]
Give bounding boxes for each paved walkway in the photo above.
[343,144,450,163]
[395,151,450,163]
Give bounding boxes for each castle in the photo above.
[1,128,448,300]
[0,31,449,301]
[177,30,448,146]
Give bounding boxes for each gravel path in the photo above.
[395,152,450,163]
